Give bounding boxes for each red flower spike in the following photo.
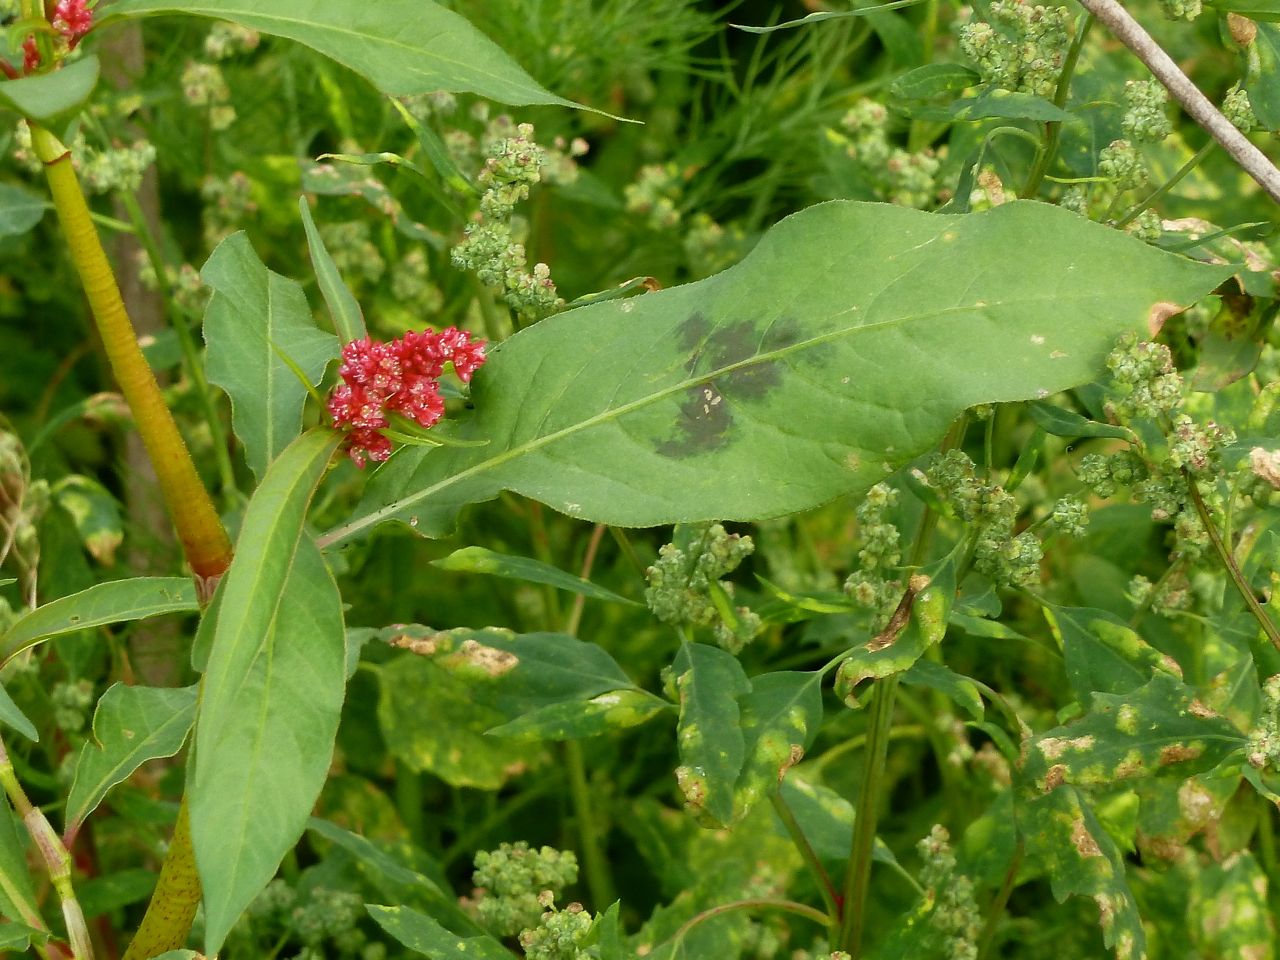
[21,36,39,73]
[327,328,486,467]
[53,0,94,47]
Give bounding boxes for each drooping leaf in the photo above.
[299,197,366,343]
[0,682,34,743]
[0,56,98,123]
[431,546,638,606]
[0,920,41,951]
[0,183,48,237]
[51,475,123,566]
[486,688,670,741]
[367,904,510,960]
[731,671,823,820]
[835,555,956,706]
[101,0,585,111]
[190,430,345,954]
[672,643,751,826]
[1022,673,1247,794]
[1027,400,1132,440]
[1017,785,1146,960]
[0,578,198,666]
[732,0,927,32]
[775,775,901,868]
[202,234,339,482]
[902,659,984,720]
[327,200,1227,545]
[66,684,198,834]
[1189,291,1275,391]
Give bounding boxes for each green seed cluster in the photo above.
[1121,80,1172,144]
[625,163,683,230]
[1223,84,1257,133]
[959,1,1072,98]
[918,826,982,960]
[1046,496,1090,538]
[451,122,565,321]
[518,895,594,960]
[472,841,580,937]
[1098,139,1148,192]
[843,483,904,627]
[1158,0,1201,21]
[181,61,236,131]
[51,679,93,733]
[228,881,384,960]
[645,523,763,653]
[838,99,940,209]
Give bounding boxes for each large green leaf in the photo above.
[0,183,48,238]
[431,546,638,606]
[202,234,339,482]
[190,430,345,955]
[1248,24,1280,131]
[325,201,1227,546]
[730,671,824,821]
[1044,605,1181,702]
[66,684,198,835]
[0,56,98,123]
[101,0,582,110]
[1022,673,1247,795]
[367,904,510,960]
[486,689,669,741]
[672,643,751,827]
[0,578,197,666]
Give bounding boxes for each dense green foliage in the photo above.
[1,1,1279,959]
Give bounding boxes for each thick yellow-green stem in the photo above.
[120,799,200,960]
[29,122,232,597]
[30,122,227,958]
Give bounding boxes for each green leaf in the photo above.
[1027,400,1132,440]
[329,200,1227,545]
[672,642,751,826]
[1044,605,1178,702]
[835,555,956,707]
[388,98,477,198]
[0,799,40,931]
[65,684,198,834]
[1190,850,1275,957]
[1247,25,1280,130]
[732,0,928,32]
[731,671,823,821]
[431,546,638,606]
[1208,0,1280,18]
[889,63,980,101]
[1189,292,1274,391]
[0,920,40,951]
[191,430,345,955]
[0,182,48,237]
[102,0,586,112]
[1018,785,1146,959]
[775,775,901,868]
[486,688,670,741]
[51,475,123,566]
[202,234,339,482]
[1022,673,1247,794]
[0,682,34,743]
[367,904,511,960]
[933,88,1072,122]
[0,578,198,666]
[77,869,156,918]
[299,197,366,343]
[377,653,536,789]
[902,659,984,720]
[0,56,98,123]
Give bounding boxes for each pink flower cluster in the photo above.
[20,0,94,73]
[327,328,486,467]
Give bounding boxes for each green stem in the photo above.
[121,799,200,960]
[975,832,1024,960]
[837,674,899,956]
[1114,140,1215,227]
[116,189,237,504]
[1020,13,1094,199]
[770,789,840,932]
[564,741,615,909]
[669,897,830,946]
[1186,470,1280,650]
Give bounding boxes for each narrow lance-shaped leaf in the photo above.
[0,578,197,667]
[298,197,365,343]
[191,429,345,955]
[0,799,42,931]
[0,683,34,743]
[328,200,1228,546]
[65,684,198,835]
[672,642,751,827]
[431,546,638,606]
[101,0,587,112]
[202,233,339,482]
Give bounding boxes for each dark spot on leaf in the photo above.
[657,381,732,457]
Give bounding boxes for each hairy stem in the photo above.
[1074,0,1280,204]
[120,799,201,960]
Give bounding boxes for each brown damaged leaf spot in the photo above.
[778,743,805,782]
[1072,818,1102,858]
[1147,301,1184,337]
[1159,742,1204,765]
[1037,734,1096,761]
[389,631,447,656]
[1043,763,1067,791]
[1188,698,1219,719]
[448,639,518,677]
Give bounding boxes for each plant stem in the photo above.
[770,789,840,930]
[1185,471,1280,650]
[975,833,1024,960]
[29,122,232,597]
[1114,139,1215,227]
[1020,13,1093,199]
[0,736,93,960]
[116,189,238,503]
[563,740,615,909]
[120,798,201,960]
[669,897,830,945]
[1074,0,1280,203]
[837,672,899,956]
